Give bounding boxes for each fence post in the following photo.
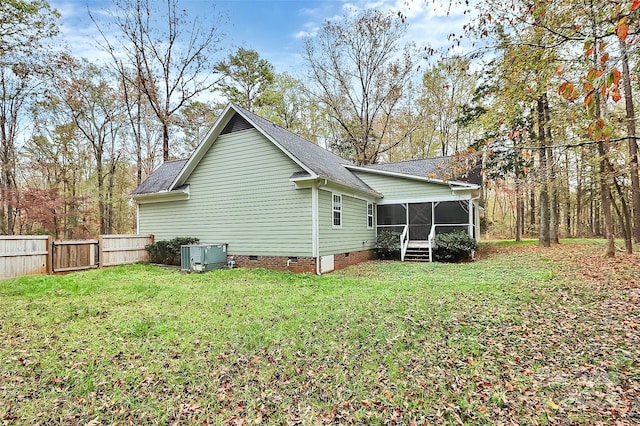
[46,236,53,274]
[98,235,103,268]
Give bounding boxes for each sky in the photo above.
[49,0,472,75]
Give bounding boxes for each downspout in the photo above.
[136,203,140,234]
[312,181,320,275]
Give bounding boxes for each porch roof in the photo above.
[353,157,482,186]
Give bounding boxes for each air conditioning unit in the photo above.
[181,244,228,272]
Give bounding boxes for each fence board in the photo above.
[0,236,50,279]
[100,234,153,267]
[1,234,154,279]
[52,239,99,272]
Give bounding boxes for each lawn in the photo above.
[1,241,638,425]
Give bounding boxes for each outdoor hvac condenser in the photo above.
[180,244,228,272]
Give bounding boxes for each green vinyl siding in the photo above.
[318,189,376,256]
[138,128,312,256]
[353,170,453,200]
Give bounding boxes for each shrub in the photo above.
[432,231,477,263]
[145,237,200,265]
[376,230,400,260]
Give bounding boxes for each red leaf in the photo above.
[631,0,640,11]
[612,86,622,102]
[610,69,621,85]
[616,21,629,42]
[584,91,594,108]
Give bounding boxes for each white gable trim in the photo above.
[233,107,318,178]
[345,164,479,190]
[170,104,318,191]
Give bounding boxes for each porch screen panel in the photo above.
[376,204,406,237]
[434,201,470,235]
[377,204,406,225]
[409,203,432,240]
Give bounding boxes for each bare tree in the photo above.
[0,0,59,234]
[53,59,126,234]
[303,9,415,165]
[98,0,226,162]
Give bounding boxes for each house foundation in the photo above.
[229,249,376,274]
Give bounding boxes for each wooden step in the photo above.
[404,247,432,262]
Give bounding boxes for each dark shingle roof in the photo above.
[132,159,188,195]
[358,157,482,185]
[233,105,379,195]
[361,157,452,178]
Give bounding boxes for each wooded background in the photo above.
[1,0,639,256]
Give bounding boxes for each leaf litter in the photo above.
[0,242,638,424]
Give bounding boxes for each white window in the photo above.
[367,202,374,229]
[332,193,342,228]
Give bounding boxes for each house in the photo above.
[132,103,481,274]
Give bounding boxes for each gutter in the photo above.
[131,185,190,204]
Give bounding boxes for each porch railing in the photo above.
[428,225,437,262]
[400,225,409,261]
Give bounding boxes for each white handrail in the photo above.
[400,225,409,261]
[428,225,437,262]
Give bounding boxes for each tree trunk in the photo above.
[542,94,560,243]
[598,139,615,256]
[612,177,632,253]
[575,150,583,237]
[515,181,523,241]
[162,120,170,162]
[564,151,572,237]
[619,38,640,243]
[537,96,551,247]
[529,187,536,235]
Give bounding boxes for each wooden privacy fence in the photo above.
[100,234,154,267]
[51,239,99,273]
[0,235,50,279]
[0,234,154,280]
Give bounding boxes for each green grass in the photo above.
[1,241,638,424]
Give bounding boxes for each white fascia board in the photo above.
[169,104,236,190]
[317,180,382,202]
[377,194,471,205]
[132,185,190,204]
[235,108,317,178]
[345,164,479,189]
[291,176,382,201]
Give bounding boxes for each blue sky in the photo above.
[50,0,471,75]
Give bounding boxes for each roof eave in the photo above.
[131,185,190,204]
[291,175,382,199]
[345,164,479,189]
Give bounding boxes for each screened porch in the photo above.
[376,200,478,261]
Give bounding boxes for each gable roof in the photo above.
[131,159,188,195]
[230,104,378,195]
[132,103,480,198]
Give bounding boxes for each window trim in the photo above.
[332,193,342,229]
[367,202,374,229]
